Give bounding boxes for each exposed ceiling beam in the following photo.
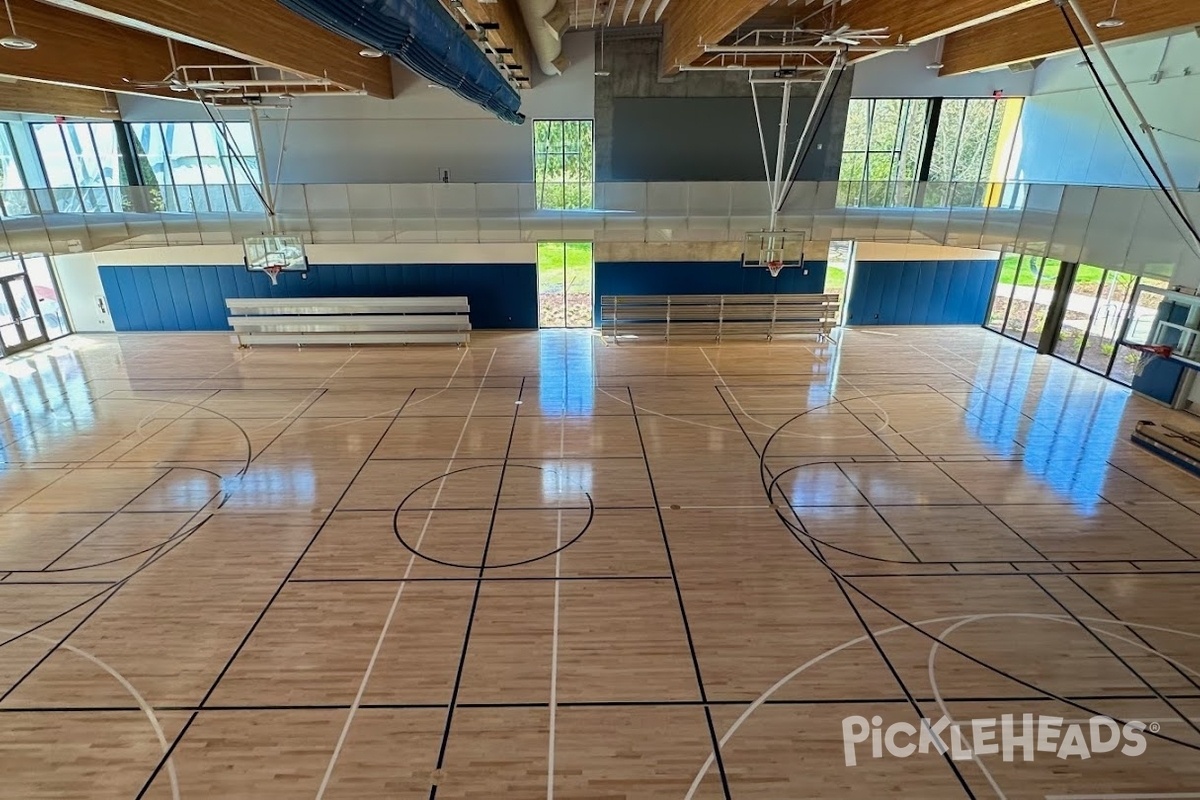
[660,0,775,74]
[0,0,241,97]
[837,0,1046,45]
[941,0,1200,74]
[0,79,120,118]
[36,0,394,98]
[448,0,533,86]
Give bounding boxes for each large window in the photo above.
[985,248,1063,344]
[129,122,261,213]
[986,249,1162,387]
[0,124,30,218]
[838,98,929,207]
[837,97,1022,209]
[27,121,261,215]
[32,122,128,213]
[926,98,1023,207]
[534,120,593,210]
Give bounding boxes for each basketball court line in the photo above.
[707,360,1200,795]
[130,386,421,799]
[427,376,527,800]
[315,349,497,799]
[627,385,733,799]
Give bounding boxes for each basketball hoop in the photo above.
[1129,342,1174,379]
[767,260,784,278]
[263,265,283,286]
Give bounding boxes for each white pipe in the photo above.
[702,44,907,54]
[622,0,635,24]
[1064,0,1199,240]
[770,81,793,229]
[777,62,837,213]
[750,81,776,210]
[637,0,652,23]
[653,0,672,21]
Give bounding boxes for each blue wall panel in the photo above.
[99,263,538,332]
[845,259,1000,326]
[593,260,827,319]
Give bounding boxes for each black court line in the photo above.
[0,506,217,703]
[629,386,733,800]
[289,575,673,583]
[829,463,923,562]
[10,691,1200,714]
[754,389,1200,758]
[1057,573,1200,694]
[132,388,418,800]
[428,377,525,800]
[1029,574,1200,739]
[715,386,979,797]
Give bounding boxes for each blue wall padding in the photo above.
[98,264,537,331]
[593,260,828,320]
[845,259,1000,326]
[1130,356,1185,404]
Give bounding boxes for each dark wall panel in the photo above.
[610,97,841,182]
[99,263,537,332]
[594,260,827,319]
[845,260,1001,326]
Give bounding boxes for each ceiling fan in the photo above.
[812,24,890,46]
[121,74,220,93]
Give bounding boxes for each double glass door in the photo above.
[0,268,48,354]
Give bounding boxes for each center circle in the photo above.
[392,463,595,570]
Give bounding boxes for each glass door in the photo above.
[0,271,49,354]
[537,242,594,329]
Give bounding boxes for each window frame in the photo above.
[532,119,595,211]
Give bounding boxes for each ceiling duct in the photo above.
[275,0,525,124]
[516,0,571,76]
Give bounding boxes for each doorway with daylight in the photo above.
[537,242,594,329]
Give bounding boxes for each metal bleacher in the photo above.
[226,297,470,346]
[600,294,839,342]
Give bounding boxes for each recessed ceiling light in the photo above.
[359,47,384,58]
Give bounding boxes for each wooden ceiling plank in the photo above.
[660,0,776,75]
[0,0,240,97]
[941,0,1200,74]
[449,0,534,84]
[834,0,1046,45]
[0,80,120,118]
[35,0,394,98]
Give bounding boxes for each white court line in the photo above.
[0,625,181,800]
[684,612,1200,800]
[317,349,361,389]
[547,412,567,799]
[314,348,497,800]
[1045,795,1200,799]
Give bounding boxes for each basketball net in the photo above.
[263,265,283,286]
[767,260,784,278]
[1131,343,1173,379]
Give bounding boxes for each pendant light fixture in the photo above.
[1096,0,1126,29]
[0,0,36,50]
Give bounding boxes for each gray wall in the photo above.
[118,32,596,185]
[596,36,850,182]
[1006,33,1200,189]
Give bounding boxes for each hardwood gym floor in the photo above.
[1,327,1200,798]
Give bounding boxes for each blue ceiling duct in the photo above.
[276,0,526,125]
